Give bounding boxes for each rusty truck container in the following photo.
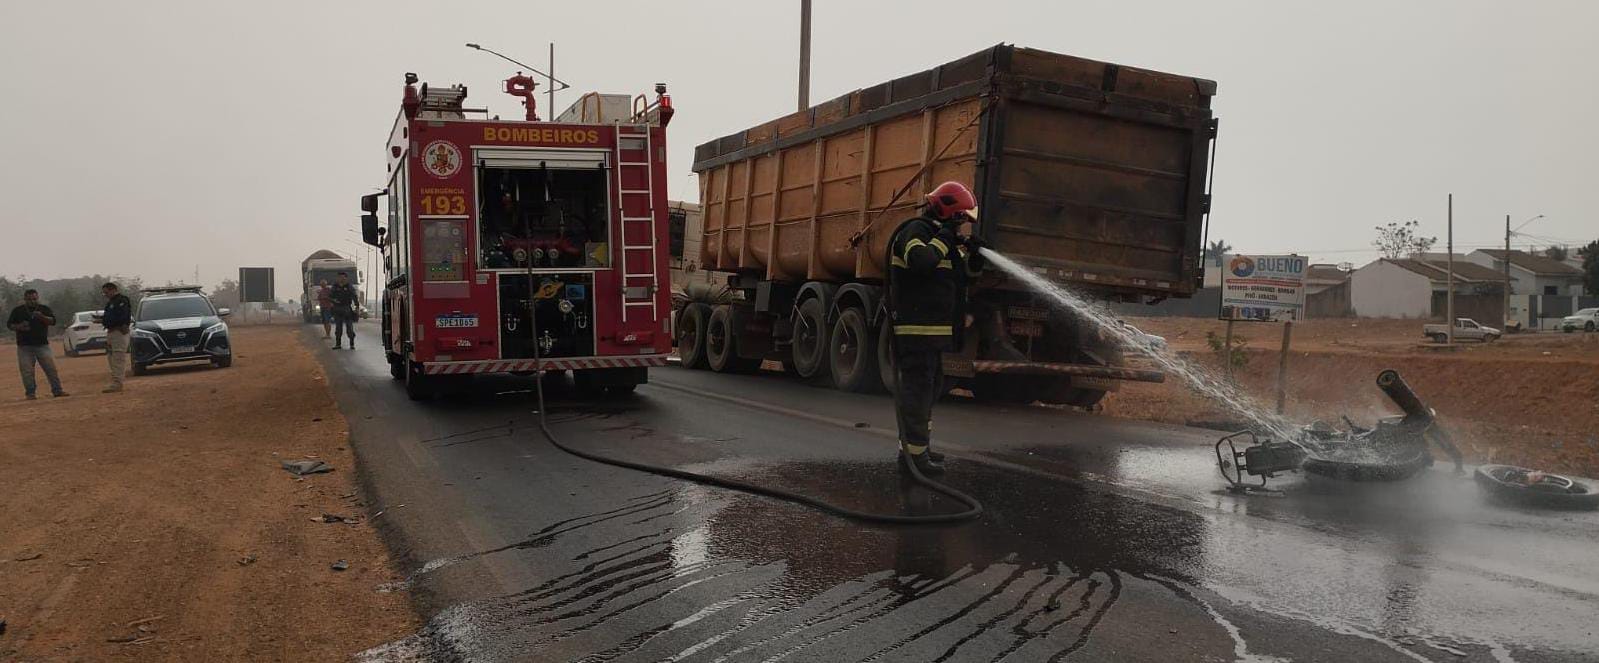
[680,44,1217,404]
[692,44,1216,297]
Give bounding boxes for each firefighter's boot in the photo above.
[899,448,946,477]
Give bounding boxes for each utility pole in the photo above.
[1504,214,1512,328]
[798,0,812,111]
[1446,194,1454,345]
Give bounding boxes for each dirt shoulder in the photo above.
[1105,317,1599,477]
[0,325,415,660]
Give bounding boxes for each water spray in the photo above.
[977,248,1303,444]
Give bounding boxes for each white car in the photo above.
[62,310,107,356]
[1562,308,1599,333]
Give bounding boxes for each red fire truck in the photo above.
[360,73,675,399]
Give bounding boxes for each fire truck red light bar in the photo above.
[423,355,670,375]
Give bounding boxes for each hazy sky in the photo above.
[3,1,1595,299]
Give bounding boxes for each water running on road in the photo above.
[979,248,1303,443]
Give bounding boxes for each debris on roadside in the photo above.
[14,552,42,562]
[331,560,350,572]
[281,459,333,475]
[312,514,358,524]
[237,554,257,566]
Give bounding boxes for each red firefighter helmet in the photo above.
[925,181,977,220]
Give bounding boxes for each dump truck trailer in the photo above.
[678,44,1218,405]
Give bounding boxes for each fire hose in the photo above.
[524,304,983,526]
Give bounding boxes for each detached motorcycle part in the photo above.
[1475,465,1599,511]
[1216,431,1307,493]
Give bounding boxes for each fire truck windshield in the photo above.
[477,165,609,269]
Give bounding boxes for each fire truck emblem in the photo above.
[421,141,462,178]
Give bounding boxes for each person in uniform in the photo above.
[885,181,984,475]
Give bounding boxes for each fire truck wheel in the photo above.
[387,353,405,380]
[707,306,760,374]
[829,307,880,393]
[789,297,830,380]
[678,304,711,369]
[404,362,434,401]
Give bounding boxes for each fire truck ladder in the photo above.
[616,126,657,323]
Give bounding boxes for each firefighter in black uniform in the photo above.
[886,181,983,476]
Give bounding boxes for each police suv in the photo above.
[130,286,234,374]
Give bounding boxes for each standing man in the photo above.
[329,272,357,349]
[316,279,334,339]
[7,289,69,399]
[100,282,133,393]
[885,181,984,476]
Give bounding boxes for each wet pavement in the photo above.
[318,323,1599,662]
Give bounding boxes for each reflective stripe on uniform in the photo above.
[902,442,928,455]
[936,260,952,269]
[894,324,952,335]
[891,256,908,268]
[928,237,950,256]
[902,238,927,260]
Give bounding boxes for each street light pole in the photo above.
[1505,213,1546,331]
[1446,194,1454,345]
[798,0,811,111]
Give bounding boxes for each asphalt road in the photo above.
[316,323,1599,662]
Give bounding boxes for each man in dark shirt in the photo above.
[100,282,133,393]
[329,272,357,349]
[7,289,68,399]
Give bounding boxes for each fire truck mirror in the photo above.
[360,193,381,213]
[361,213,382,246]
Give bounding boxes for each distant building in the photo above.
[1464,249,1585,297]
[1303,263,1352,317]
[1350,257,1507,319]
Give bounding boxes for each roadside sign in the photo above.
[1220,254,1305,322]
[239,267,276,303]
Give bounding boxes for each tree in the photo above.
[1580,240,1599,296]
[1204,239,1233,267]
[1543,245,1570,262]
[1372,220,1437,259]
[211,278,241,310]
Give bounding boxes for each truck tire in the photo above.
[707,306,760,373]
[877,321,896,393]
[404,361,433,401]
[789,297,830,380]
[387,353,405,380]
[828,307,880,393]
[972,374,1038,404]
[1587,321,1595,333]
[678,303,711,369]
[1429,333,1447,344]
[1042,381,1107,408]
[1484,333,1499,343]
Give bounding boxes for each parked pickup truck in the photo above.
[1423,318,1501,343]
[1560,308,1598,333]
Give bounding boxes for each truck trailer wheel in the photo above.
[677,303,711,369]
[789,297,830,380]
[971,374,1038,405]
[707,306,760,373]
[829,308,880,393]
[1040,379,1106,408]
